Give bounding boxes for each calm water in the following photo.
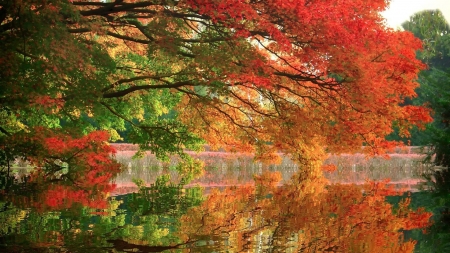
[112,151,427,195]
[0,152,433,252]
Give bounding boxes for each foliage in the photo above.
[399,10,450,153]
[0,0,431,174]
[419,69,450,166]
[402,10,450,70]
[1,129,122,211]
[401,14,450,251]
[0,2,435,238]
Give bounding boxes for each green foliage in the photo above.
[0,0,206,174]
[402,10,450,70]
[417,69,450,166]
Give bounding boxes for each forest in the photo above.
[0,0,449,252]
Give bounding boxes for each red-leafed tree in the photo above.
[3,129,121,211]
[0,0,431,190]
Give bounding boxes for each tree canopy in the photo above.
[402,9,450,70]
[0,0,431,176]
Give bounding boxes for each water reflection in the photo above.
[0,170,431,253]
[113,151,428,196]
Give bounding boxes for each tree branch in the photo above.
[100,102,139,129]
[79,1,158,17]
[0,126,11,136]
[102,80,196,98]
[101,71,192,91]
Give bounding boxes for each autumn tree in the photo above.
[0,0,431,187]
[2,129,122,211]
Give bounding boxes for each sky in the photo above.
[382,0,450,29]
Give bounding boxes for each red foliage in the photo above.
[5,128,122,211]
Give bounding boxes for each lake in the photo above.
[0,149,435,252]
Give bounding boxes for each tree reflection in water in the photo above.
[0,171,431,253]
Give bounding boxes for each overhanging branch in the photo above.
[102,80,196,98]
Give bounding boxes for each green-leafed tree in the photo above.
[402,10,450,70]
[400,10,450,162]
